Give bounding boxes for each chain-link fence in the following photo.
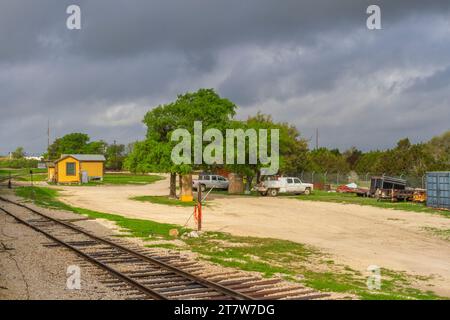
[289,172,427,189]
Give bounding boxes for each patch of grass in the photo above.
[209,189,259,197]
[423,227,450,241]
[73,207,183,239]
[15,186,66,208]
[102,173,164,185]
[52,173,165,186]
[0,168,47,175]
[14,186,446,300]
[183,232,442,300]
[16,174,47,182]
[296,191,449,217]
[0,168,47,182]
[132,195,197,207]
[145,243,181,250]
[209,189,295,198]
[184,232,314,277]
[15,186,184,240]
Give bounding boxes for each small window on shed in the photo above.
[66,162,76,176]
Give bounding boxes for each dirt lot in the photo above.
[53,177,450,297]
[1,192,344,300]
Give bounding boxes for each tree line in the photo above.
[42,133,129,171]
[4,89,449,178]
[123,89,449,195]
[304,131,449,177]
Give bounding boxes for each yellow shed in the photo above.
[53,154,106,184]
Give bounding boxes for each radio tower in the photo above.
[315,128,319,150]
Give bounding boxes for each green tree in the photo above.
[343,147,363,170]
[307,148,350,173]
[354,150,383,174]
[11,147,25,159]
[126,88,237,197]
[46,133,106,160]
[426,130,450,169]
[372,138,430,176]
[224,113,309,191]
[106,142,126,170]
[248,113,308,172]
[84,140,107,154]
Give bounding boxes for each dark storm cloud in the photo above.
[0,0,450,154]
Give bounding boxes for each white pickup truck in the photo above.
[255,176,313,197]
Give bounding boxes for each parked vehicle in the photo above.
[255,176,313,197]
[366,176,414,201]
[193,174,229,191]
[369,176,407,194]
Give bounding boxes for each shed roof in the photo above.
[57,154,106,162]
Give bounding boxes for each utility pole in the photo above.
[315,128,319,150]
[47,119,50,160]
[114,140,117,170]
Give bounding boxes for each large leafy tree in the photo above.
[125,88,237,197]
[226,113,309,190]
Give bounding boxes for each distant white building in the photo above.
[7,151,44,161]
[25,156,44,161]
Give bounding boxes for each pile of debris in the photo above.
[336,183,368,195]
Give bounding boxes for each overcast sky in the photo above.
[1,0,449,155]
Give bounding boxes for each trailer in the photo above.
[366,176,414,201]
[426,172,450,210]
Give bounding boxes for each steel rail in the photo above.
[0,205,168,300]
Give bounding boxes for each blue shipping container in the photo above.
[426,172,450,210]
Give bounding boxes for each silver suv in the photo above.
[193,174,229,191]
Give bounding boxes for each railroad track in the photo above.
[0,195,330,300]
